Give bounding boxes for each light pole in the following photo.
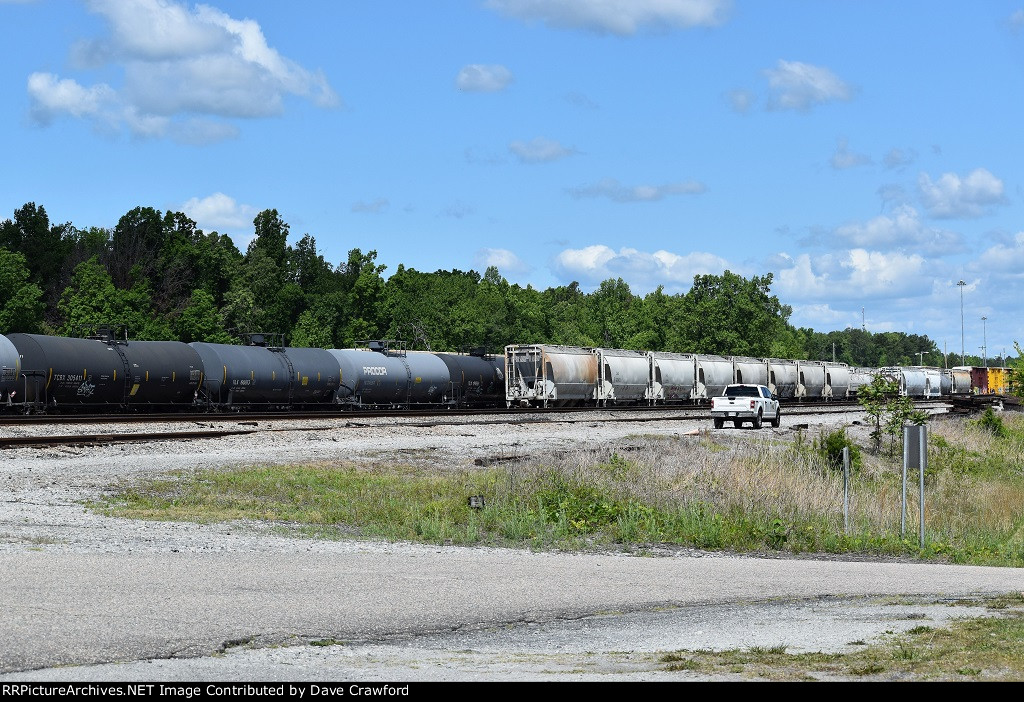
[916,351,925,366]
[957,280,966,365]
[982,316,988,368]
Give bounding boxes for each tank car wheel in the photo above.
[752,410,763,429]
[713,418,724,429]
[771,409,781,428]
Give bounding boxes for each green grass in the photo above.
[92,415,1024,565]
[653,605,1024,680]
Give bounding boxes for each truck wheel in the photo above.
[713,418,724,429]
[771,408,781,428]
[752,410,763,429]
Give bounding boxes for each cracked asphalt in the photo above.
[2,545,1023,678]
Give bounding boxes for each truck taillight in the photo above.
[750,400,755,409]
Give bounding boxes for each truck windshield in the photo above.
[724,385,759,397]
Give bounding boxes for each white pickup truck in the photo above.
[710,384,781,429]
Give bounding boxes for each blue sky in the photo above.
[2,0,1023,360]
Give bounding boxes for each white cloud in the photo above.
[775,249,929,303]
[552,244,730,291]
[978,232,1024,274]
[474,248,531,275]
[167,118,239,145]
[830,138,871,170]
[567,177,706,202]
[726,89,756,113]
[456,64,513,92]
[351,198,390,214]
[883,147,916,170]
[180,192,258,232]
[1010,9,1024,32]
[27,0,338,143]
[27,73,115,122]
[917,168,1007,219]
[763,60,852,111]
[508,137,577,163]
[485,0,731,35]
[877,184,909,208]
[831,205,964,256]
[78,0,228,62]
[791,303,851,327]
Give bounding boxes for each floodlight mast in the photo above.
[982,316,988,368]
[957,280,966,365]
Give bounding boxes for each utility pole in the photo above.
[861,307,866,332]
[957,280,966,366]
[982,316,988,368]
[916,351,925,366]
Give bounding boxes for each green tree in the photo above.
[674,271,790,356]
[0,203,73,288]
[221,248,286,335]
[174,289,234,343]
[290,293,345,348]
[288,233,334,294]
[857,374,929,455]
[109,206,166,289]
[0,248,45,333]
[248,209,290,268]
[338,248,385,345]
[543,282,598,347]
[1008,341,1024,398]
[58,257,120,334]
[58,257,175,340]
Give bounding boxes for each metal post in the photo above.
[843,446,850,534]
[903,425,927,547]
[919,427,927,549]
[901,430,908,538]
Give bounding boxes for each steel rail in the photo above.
[0,400,955,450]
[0,397,935,427]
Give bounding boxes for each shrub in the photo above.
[814,428,862,472]
[972,407,1008,438]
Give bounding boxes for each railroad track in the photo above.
[0,400,952,450]
[0,398,887,427]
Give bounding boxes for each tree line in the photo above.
[0,201,1009,369]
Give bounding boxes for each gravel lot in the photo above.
[1,407,1021,680]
